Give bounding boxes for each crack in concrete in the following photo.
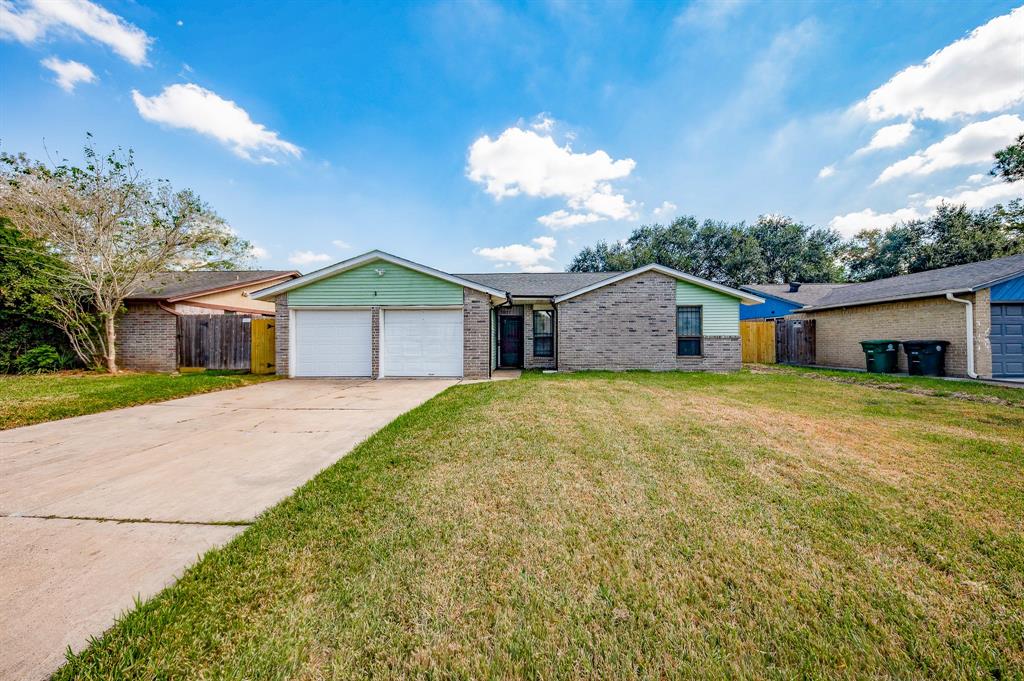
[1,513,253,527]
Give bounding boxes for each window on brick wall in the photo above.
[676,306,702,356]
[533,309,554,357]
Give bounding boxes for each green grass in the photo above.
[57,371,1023,679]
[0,371,278,429]
[763,364,1024,407]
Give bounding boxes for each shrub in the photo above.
[14,345,66,374]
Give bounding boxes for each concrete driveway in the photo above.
[0,378,456,680]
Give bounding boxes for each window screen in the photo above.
[676,306,702,356]
[533,309,554,357]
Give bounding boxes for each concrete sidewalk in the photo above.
[0,378,455,680]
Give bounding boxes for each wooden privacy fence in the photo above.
[775,318,816,366]
[177,315,275,372]
[740,321,776,363]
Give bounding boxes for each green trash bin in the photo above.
[860,340,899,373]
[902,340,950,376]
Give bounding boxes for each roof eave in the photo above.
[164,271,300,302]
[802,287,973,312]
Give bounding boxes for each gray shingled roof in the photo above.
[128,270,298,301]
[805,254,1024,311]
[455,272,620,297]
[741,283,849,306]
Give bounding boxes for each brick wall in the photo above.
[463,288,490,379]
[370,306,380,378]
[556,271,740,372]
[274,294,289,377]
[795,292,992,377]
[115,303,177,372]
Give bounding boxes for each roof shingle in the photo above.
[455,272,620,297]
[741,283,848,306]
[127,270,298,301]
[806,254,1024,310]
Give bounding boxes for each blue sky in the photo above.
[2,0,1022,273]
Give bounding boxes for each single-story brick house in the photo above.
[793,254,1024,379]
[117,270,298,372]
[251,250,764,379]
[738,282,848,320]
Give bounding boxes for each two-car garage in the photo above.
[291,308,464,378]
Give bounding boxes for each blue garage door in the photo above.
[991,304,1024,377]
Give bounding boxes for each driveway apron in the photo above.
[0,378,455,680]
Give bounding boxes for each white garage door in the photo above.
[293,310,372,377]
[381,309,463,377]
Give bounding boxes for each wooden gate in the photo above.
[775,319,816,366]
[176,315,252,371]
[250,318,276,374]
[740,321,776,363]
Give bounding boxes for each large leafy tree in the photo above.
[0,218,75,372]
[568,214,842,288]
[0,140,251,372]
[992,133,1024,183]
[845,201,1024,281]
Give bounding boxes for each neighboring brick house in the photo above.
[791,254,1024,379]
[117,270,298,372]
[251,250,763,379]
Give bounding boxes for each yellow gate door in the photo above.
[250,318,276,374]
[740,320,776,364]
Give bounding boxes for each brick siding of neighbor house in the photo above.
[463,287,490,379]
[794,291,993,378]
[115,303,178,372]
[556,271,741,372]
[274,294,289,376]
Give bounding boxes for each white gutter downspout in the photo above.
[945,293,978,379]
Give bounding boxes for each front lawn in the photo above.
[0,371,278,429]
[57,371,1023,679]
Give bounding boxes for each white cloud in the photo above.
[0,0,151,65]
[467,123,637,228]
[875,114,1023,184]
[925,179,1023,210]
[828,207,926,236]
[653,200,678,218]
[817,164,836,179]
[288,250,331,266]
[531,113,554,133]
[473,236,557,272]
[249,245,270,260]
[966,173,986,184]
[857,7,1024,121]
[854,122,915,155]
[676,0,749,29]
[40,56,95,92]
[132,84,301,163]
[331,239,351,250]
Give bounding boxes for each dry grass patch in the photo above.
[57,370,1023,679]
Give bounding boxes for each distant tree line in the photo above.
[569,135,1024,285]
[568,201,1024,287]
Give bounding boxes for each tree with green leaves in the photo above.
[0,140,251,372]
[992,133,1024,183]
[844,201,1024,281]
[568,213,842,288]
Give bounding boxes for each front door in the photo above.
[499,316,523,368]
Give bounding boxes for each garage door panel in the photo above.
[382,310,463,377]
[992,303,1024,378]
[294,310,371,377]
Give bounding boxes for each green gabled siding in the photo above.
[676,281,740,335]
[288,260,463,306]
